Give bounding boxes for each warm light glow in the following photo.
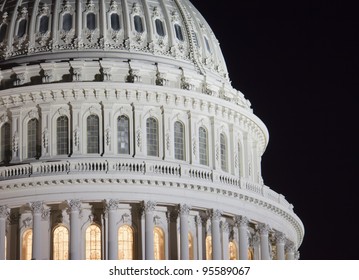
[85,224,101,260]
[229,241,237,260]
[118,225,134,260]
[248,248,254,260]
[154,227,165,260]
[206,236,212,260]
[22,229,32,260]
[188,233,194,260]
[53,226,69,260]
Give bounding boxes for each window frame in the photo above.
[199,126,208,166]
[117,115,130,155]
[174,121,185,161]
[146,117,159,157]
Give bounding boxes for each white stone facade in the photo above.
[0,0,303,260]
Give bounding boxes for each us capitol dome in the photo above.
[0,0,304,260]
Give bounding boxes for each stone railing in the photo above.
[0,158,293,210]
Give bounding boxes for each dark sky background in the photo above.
[190,0,358,260]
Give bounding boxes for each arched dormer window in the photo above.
[1,122,11,164]
[17,18,27,37]
[53,226,69,260]
[62,13,72,31]
[27,118,40,159]
[0,24,7,43]
[110,13,120,31]
[174,24,184,41]
[146,117,158,157]
[85,224,101,260]
[21,229,32,260]
[154,227,165,260]
[39,15,49,34]
[118,225,134,260]
[117,115,129,154]
[134,15,144,33]
[155,19,165,36]
[199,126,208,166]
[87,12,96,30]
[220,133,227,171]
[87,115,100,154]
[174,121,185,161]
[56,116,69,155]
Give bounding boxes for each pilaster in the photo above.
[66,199,82,260]
[211,209,222,260]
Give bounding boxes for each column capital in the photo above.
[220,221,230,233]
[258,223,270,235]
[178,204,191,216]
[235,215,249,227]
[105,199,121,211]
[66,199,82,212]
[275,232,286,245]
[285,241,296,253]
[166,209,178,223]
[211,209,223,221]
[144,201,157,213]
[0,205,10,219]
[29,201,44,214]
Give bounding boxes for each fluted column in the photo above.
[105,199,120,260]
[195,215,203,260]
[0,206,9,260]
[237,215,249,260]
[144,201,156,260]
[179,204,190,260]
[258,223,271,260]
[285,242,295,260]
[29,201,47,260]
[211,209,222,260]
[221,221,230,260]
[276,233,286,260]
[66,200,82,260]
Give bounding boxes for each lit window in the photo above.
[117,116,129,154]
[205,236,212,260]
[174,24,184,41]
[62,13,72,31]
[220,133,227,171]
[111,13,121,31]
[53,226,69,260]
[17,19,27,37]
[154,227,165,260]
[229,241,237,260]
[85,225,101,260]
[22,229,32,260]
[204,36,211,53]
[39,15,49,34]
[57,116,69,155]
[174,121,185,161]
[28,118,40,159]
[87,115,99,154]
[188,233,194,260]
[134,15,144,33]
[199,127,208,166]
[87,12,96,30]
[118,225,134,260]
[1,122,11,163]
[248,248,254,260]
[146,117,158,157]
[0,24,7,43]
[155,19,165,36]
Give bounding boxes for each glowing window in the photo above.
[87,115,99,154]
[85,224,101,260]
[154,227,165,260]
[28,118,40,159]
[248,248,254,260]
[117,115,129,154]
[87,12,96,30]
[22,229,32,260]
[1,122,11,163]
[220,133,227,171]
[57,116,69,155]
[188,233,194,260]
[0,24,7,43]
[155,19,165,36]
[111,13,120,31]
[174,121,185,161]
[62,13,72,31]
[146,118,158,157]
[229,241,237,260]
[205,236,212,260]
[17,19,27,37]
[199,127,208,166]
[134,15,144,33]
[39,15,49,34]
[118,225,134,260]
[53,226,69,260]
[174,24,183,41]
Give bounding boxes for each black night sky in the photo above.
[190,0,358,260]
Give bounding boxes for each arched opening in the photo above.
[62,13,72,31]
[53,226,69,260]
[111,13,121,31]
[154,227,165,260]
[229,241,237,260]
[27,118,40,159]
[117,115,129,154]
[205,236,212,260]
[21,229,32,260]
[87,12,96,30]
[1,122,11,163]
[134,15,144,33]
[85,224,101,260]
[174,121,185,160]
[56,116,69,155]
[39,15,49,34]
[220,133,227,171]
[155,19,165,36]
[118,225,134,260]
[87,115,100,154]
[146,117,158,156]
[199,126,208,166]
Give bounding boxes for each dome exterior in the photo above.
[0,0,303,260]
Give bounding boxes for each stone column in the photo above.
[179,204,190,260]
[0,206,9,260]
[105,199,120,260]
[237,215,249,260]
[276,233,286,260]
[211,209,222,260]
[221,221,230,260]
[144,201,156,260]
[286,242,295,260]
[29,202,47,260]
[258,223,271,260]
[66,200,82,260]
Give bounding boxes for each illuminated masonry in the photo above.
[0,0,303,260]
